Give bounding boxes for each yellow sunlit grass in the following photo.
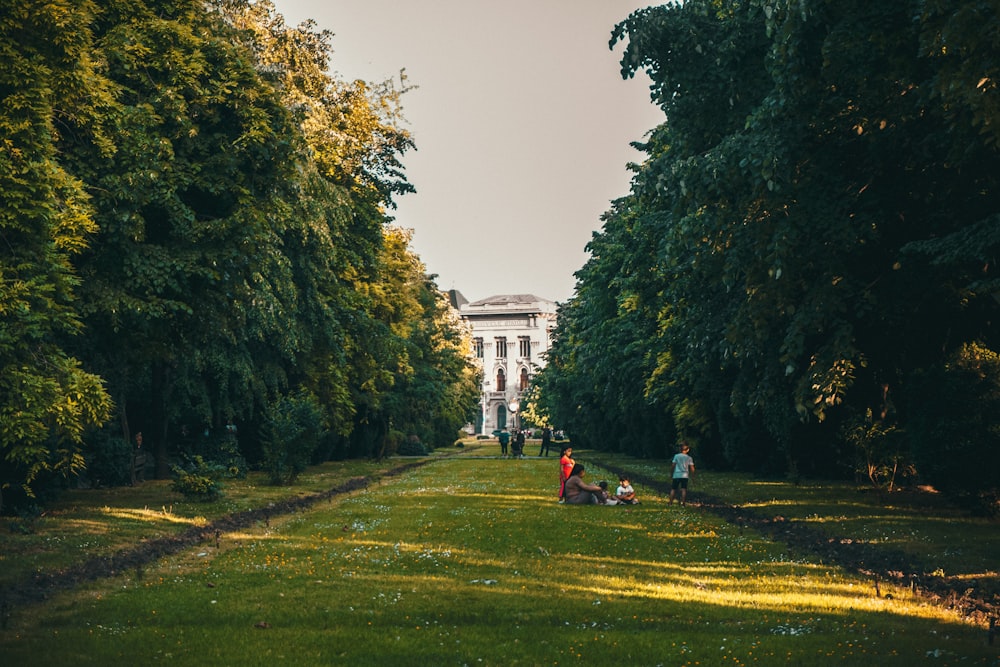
[101,506,208,526]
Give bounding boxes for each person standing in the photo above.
[498,427,510,458]
[538,427,552,457]
[558,446,574,501]
[670,442,695,505]
[513,429,525,459]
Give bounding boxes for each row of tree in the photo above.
[533,0,1000,510]
[0,0,480,510]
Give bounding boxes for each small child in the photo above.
[596,480,619,505]
[615,476,639,505]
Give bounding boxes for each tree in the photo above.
[0,0,112,510]
[59,0,305,476]
[541,0,999,481]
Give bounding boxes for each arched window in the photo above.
[496,368,506,392]
[519,367,529,391]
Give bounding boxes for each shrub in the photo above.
[8,504,42,534]
[261,390,324,485]
[844,409,914,498]
[177,432,248,480]
[906,342,1000,515]
[170,455,225,501]
[397,434,428,456]
[84,435,133,487]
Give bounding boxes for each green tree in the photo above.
[261,389,325,485]
[347,227,479,457]
[0,0,112,510]
[61,0,303,476]
[542,0,999,480]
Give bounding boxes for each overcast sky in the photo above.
[270,0,664,304]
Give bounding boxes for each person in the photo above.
[558,446,574,501]
[670,442,695,505]
[596,480,619,505]
[498,427,510,458]
[562,463,604,504]
[615,476,638,505]
[538,427,552,457]
[512,429,525,459]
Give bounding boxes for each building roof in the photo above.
[461,294,557,317]
[466,294,555,307]
[447,289,468,310]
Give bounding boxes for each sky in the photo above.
[270,0,664,304]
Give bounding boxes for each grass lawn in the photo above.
[1,441,996,665]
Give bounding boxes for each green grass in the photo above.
[1,442,997,666]
[0,458,394,589]
[587,451,999,588]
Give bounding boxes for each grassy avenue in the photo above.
[1,440,997,665]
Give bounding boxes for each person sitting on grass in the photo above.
[615,476,639,505]
[562,464,604,505]
[597,480,619,505]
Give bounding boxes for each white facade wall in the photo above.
[458,294,557,435]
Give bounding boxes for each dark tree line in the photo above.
[0,0,480,510]
[535,0,1000,511]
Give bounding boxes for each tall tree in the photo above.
[0,0,112,509]
[541,0,1000,479]
[61,0,304,475]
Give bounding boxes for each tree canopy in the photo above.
[0,0,478,509]
[536,0,999,507]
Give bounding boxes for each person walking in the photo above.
[670,442,695,505]
[538,427,552,457]
[498,427,510,458]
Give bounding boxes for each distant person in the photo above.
[562,464,604,504]
[670,442,695,505]
[558,446,575,501]
[615,476,638,505]
[498,427,510,458]
[512,429,525,459]
[538,427,552,457]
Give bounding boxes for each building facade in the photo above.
[450,292,557,435]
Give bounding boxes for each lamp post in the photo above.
[508,397,520,432]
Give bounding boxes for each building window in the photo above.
[496,368,506,392]
[519,367,529,391]
[473,337,483,358]
[519,336,531,359]
[495,337,507,359]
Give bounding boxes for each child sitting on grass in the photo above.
[596,480,619,505]
[615,476,639,504]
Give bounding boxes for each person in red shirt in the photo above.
[558,446,574,502]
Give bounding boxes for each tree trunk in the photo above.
[150,362,171,478]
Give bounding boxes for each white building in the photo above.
[449,292,557,435]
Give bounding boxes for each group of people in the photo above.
[556,442,696,506]
[556,446,638,505]
[497,426,555,459]
[497,427,525,458]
